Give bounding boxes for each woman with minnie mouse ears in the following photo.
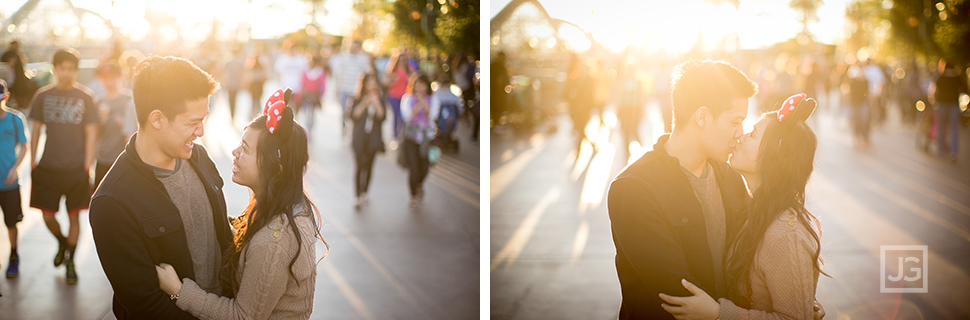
[660,93,830,320]
[155,88,328,320]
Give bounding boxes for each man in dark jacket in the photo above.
[90,56,231,320]
[608,60,824,319]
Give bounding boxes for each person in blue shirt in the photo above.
[0,79,29,278]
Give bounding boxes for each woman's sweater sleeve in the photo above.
[719,231,817,320]
[176,241,290,320]
[400,94,414,124]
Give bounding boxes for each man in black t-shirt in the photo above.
[28,48,100,285]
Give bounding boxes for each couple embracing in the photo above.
[90,56,325,320]
[608,60,828,320]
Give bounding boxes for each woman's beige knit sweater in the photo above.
[176,206,318,320]
[719,209,820,320]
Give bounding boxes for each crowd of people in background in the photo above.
[492,47,969,163]
[0,36,480,290]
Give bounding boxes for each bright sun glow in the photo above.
[492,0,848,53]
[3,0,355,42]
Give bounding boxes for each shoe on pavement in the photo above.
[66,260,78,285]
[6,253,18,278]
[53,240,67,267]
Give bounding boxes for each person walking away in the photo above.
[1,41,38,110]
[385,51,411,139]
[223,48,246,123]
[93,63,136,189]
[331,40,374,135]
[400,73,439,207]
[932,60,968,162]
[845,65,870,148]
[299,55,326,140]
[0,80,28,278]
[350,74,386,209]
[247,50,269,119]
[491,52,510,127]
[28,48,100,285]
[275,40,308,116]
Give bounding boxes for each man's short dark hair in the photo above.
[52,48,80,68]
[131,55,219,125]
[670,60,758,128]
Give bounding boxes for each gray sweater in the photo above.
[176,204,318,320]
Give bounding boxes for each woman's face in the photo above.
[365,77,379,93]
[231,126,262,190]
[414,80,428,96]
[729,114,773,175]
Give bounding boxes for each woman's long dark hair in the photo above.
[352,73,387,110]
[723,110,829,307]
[406,73,432,97]
[219,109,328,297]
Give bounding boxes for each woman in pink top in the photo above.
[385,52,410,139]
[299,55,326,140]
[660,95,827,320]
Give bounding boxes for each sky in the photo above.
[490,0,851,52]
[1,0,358,40]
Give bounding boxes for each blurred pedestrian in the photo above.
[932,60,968,162]
[349,74,386,210]
[0,80,28,278]
[331,40,373,134]
[491,52,510,125]
[0,41,22,66]
[89,56,230,320]
[275,40,308,109]
[385,51,411,139]
[617,65,646,148]
[247,50,269,119]
[863,59,886,124]
[223,48,246,123]
[563,54,595,145]
[299,55,327,139]
[156,89,326,319]
[845,65,871,147]
[1,40,38,110]
[93,63,136,189]
[400,73,439,207]
[28,48,100,285]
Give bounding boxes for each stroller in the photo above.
[434,102,461,153]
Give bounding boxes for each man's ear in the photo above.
[693,106,710,128]
[149,110,165,129]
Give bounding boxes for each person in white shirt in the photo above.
[330,40,373,133]
[274,40,309,105]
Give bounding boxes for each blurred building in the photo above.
[490,0,601,126]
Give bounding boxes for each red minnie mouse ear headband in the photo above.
[263,88,292,134]
[261,87,296,159]
[777,93,817,124]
